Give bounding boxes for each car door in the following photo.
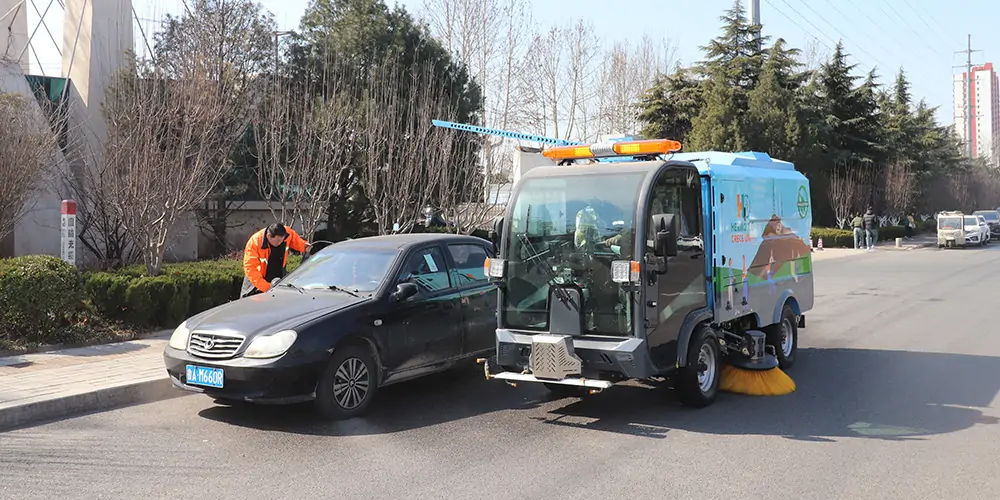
[443,241,497,356]
[381,244,464,374]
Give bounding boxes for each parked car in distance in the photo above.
[964,215,988,246]
[162,233,497,420]
[972,210,1000,239]
[977,215,992,244]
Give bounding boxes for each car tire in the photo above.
[676,325,720,408]
[314,343,378,420]
[765,304,798,370]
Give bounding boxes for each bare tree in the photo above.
[254,63,357,240]
[153,0,277,256]
[102,49,256,276]
[883,159,915,219]
[827,168,856,229]
[0,92,59,244]
[361,58,450,235]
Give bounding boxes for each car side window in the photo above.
[446,243,489,286]
[397,246,452,293]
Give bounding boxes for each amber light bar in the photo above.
[541,138,682,160]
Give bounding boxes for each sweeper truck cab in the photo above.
[479,139,814,407]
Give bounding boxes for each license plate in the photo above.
[185,364,224,388]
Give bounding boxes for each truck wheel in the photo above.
[676,325,720,408]
[314,343,379,420]
[765,304,797,369]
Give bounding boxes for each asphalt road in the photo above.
[3,245,1000,500]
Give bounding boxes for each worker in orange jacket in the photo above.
[240,223,311,297]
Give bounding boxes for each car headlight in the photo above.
[168,321,191,350]
[244,330,297,359]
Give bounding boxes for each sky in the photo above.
[13,0,1000,127]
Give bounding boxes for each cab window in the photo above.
[447,243,490,286]
[397,247,452,293]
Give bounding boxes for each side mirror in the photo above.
[391,282,419,302]
[490,216,504,250]
[651,213,679,257]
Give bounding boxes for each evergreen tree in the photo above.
[635,66,703,143]
[746,39,802,160]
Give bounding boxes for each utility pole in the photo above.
[747,0,761,47]
[954,34,983,157]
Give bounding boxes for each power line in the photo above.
[792,0,892,73]
[767,0,876,74]
[872,0,946,58]
[828,0,912,68]
[905,1,963,48]
[807,0,907,67]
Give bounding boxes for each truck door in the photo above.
[643,166,708,369]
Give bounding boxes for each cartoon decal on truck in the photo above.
[713,177,813,324]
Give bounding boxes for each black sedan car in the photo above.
[162,233,497,419]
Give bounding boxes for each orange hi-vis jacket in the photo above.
[242,227,308,293]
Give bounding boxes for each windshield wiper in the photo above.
[282,282,305,294]
[326,285,360,298]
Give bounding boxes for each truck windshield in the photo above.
[501,171,646,336]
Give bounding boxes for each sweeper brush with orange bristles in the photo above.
[719,329,796,396]
[719,364,795,396]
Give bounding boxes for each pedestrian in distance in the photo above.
[241,222,312,298]
[862,206,878,250]
[851,213,864,249]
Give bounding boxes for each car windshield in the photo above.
[964,217,978,226]
[502,171,646,336]
[939,217,962,230]
[974,211,999,221]
[281,247,399,294]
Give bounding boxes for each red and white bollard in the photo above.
[817,237,824,251]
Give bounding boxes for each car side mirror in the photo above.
[392,282,419,302]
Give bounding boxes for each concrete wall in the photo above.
[0,60,70,259]
[0,0,29,72]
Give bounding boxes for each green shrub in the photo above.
[0,255,85,344]
[810,227,854,248]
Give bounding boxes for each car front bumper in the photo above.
[163,346,328,404]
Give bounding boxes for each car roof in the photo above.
[330,233,492,251]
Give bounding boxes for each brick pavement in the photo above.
[0,333,177,431]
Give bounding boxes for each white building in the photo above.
[954,62,1000,160]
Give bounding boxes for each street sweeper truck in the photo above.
[474,136,814,407]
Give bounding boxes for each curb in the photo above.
[0,375,181,432]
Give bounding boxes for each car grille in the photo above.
[187,332,245,359]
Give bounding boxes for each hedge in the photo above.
[0,255,86,345]
[810,224,926,248]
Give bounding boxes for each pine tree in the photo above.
[746,39,802,160]
[635,66,704,143]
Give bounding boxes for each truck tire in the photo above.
[765,304,797,369]
[676,325,720,408]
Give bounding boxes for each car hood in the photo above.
[185,288,368,338]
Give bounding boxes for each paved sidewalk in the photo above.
[811,234,936,261]
[0,332,179,431]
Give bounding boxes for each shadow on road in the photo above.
[196,348,1000,441]
[196,363,548,435]
[537,347,1000,441]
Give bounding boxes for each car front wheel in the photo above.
[676,325,720,408]
[315,343,378,420]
